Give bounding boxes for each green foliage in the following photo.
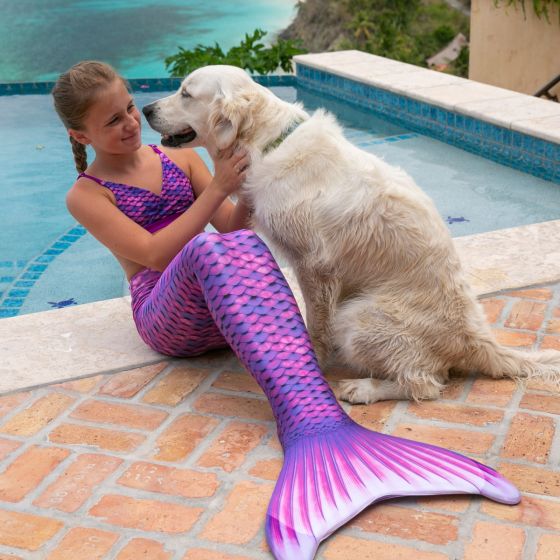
[164,29,307,76]
[493,0,560,22]
[338,1,470,74]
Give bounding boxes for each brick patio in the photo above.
[1,283,560,559]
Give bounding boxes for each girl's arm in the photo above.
[176,148,252,233]
[66,149,249,272]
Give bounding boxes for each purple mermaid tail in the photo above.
[131,230,520,560]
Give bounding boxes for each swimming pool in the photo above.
[1,75,559,318]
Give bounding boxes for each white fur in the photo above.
[145,65,560,404]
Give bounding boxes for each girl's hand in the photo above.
[211,148,250,197]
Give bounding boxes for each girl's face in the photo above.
[71,79,142,153]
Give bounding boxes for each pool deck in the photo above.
[1,52,560,559]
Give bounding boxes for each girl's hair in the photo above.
[52,61,128,173]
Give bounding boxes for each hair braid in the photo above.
[70,136,88,173]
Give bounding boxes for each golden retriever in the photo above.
[143,64,560,403]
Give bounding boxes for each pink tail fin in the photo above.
[266,422,519,560]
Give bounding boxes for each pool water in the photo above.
[1,85,559,317]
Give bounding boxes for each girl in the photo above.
[52,61,519,560]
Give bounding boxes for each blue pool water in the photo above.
[1,84,559,317]
[0,0,297,82]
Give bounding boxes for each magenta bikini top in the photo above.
[78,144,195,233]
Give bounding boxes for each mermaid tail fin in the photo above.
[266,421,520,560]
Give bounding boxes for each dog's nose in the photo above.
[142,103,155,120]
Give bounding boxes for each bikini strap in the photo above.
[149,144,163,155]
[77,172,105,186]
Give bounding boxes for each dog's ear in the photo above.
[208,90,252,150]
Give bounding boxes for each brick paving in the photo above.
[1,283,560,559]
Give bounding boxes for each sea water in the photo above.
[0,0,297,82]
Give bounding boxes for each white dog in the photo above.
[143,65,560,403]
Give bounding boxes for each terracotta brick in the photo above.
[441,375,469,400]
[90,494,203,532]
[323,535,448,559]
[34,453,123,512]
[536,534,560,560]
[49,423,145,452]
[70,399,168,430]
[521,392,560,415]
[46,527,118,560]
[541,334,560,349]
[97,362,167,398]
[249,458,282,481]
[407,401,503,426]
[152,414,219,462]
[0,392,30,419]
[142,365,208,405]
[0,393,75,436]
[0,508,62,550]
[116,538,173,560]
[505,300,546,330]
[200,481,273,544]
[481,495,560,531]
[351,504,458,545]
[0,438,21,461]
[183,550,252,560]
[502,412,555,463]
[463,521,525,560]
[546,317,560,334]
[193,393,273,422]
[527,377,560,392]
[56,375,104,393]
[481,298,506,324]
[466,378,516,407]
[197,421,268,472]
[491,329,536,347]
[506,289,553,301]
[349,401,397,431]
[117,461,218,498]
[393,423,494,455]
[416,495,471,512]
[498,462,560,497]
[0,446,69,502]
[212,369,263,394]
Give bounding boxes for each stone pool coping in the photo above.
[2,51,559,395]
[2,219,560,395]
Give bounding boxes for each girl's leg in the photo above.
[133,230,520,560]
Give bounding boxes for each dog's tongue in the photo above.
[162,130,197,147]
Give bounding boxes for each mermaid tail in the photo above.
[267,421,519,559]
[136,230,520,559]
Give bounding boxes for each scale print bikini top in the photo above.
[77,144,194,233]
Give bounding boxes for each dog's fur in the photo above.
[144,65,560,403]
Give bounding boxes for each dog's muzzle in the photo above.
[161,129,197,147]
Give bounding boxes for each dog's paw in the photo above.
[337,379,378,405]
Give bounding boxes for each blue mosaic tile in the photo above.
[21,272,42,280]
[60,234,81,243]
[0,261,14,268]
[0,276,15,283]
[0,309,19,318]
[3,298,24,308]
[29,264,47,273]
[35,255,56,264]
[8,289,29,298]
[14,281,35,288]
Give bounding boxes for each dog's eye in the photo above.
[181,89,190,98]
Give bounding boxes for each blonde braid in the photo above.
[70,136,88,173]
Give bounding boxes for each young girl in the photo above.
[52,61,519,560]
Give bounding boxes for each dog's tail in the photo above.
[461,328,560,387]
[266,421,520,560]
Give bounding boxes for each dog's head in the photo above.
[142,65,267,154]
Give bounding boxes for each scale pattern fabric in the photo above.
[78,144,194,229]
[129,229,521,560]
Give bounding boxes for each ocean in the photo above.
[0,0,297,82]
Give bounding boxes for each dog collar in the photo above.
[262,119,303,154]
